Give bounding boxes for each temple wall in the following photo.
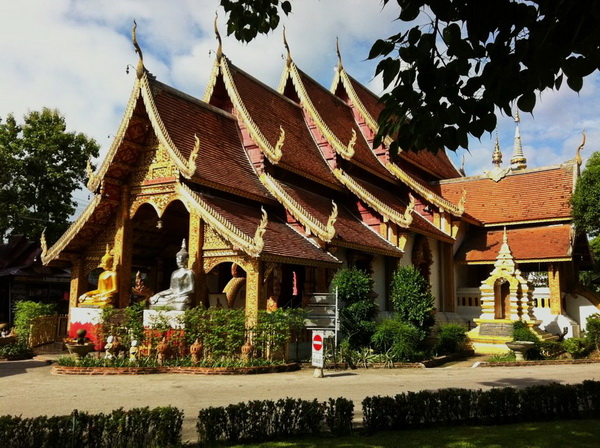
[429,238,442,310]
[371,254,386,311]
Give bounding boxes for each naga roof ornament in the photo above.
[132,20,146,80]
[283,26,292,67]
[214,13,223,63]
[40,228,48,261]
[185,134,200,177]
[576,131,586,167]
[85,158,96,191]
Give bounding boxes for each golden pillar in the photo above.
[441,242,456,312]
[114,185,132,308]
[548,263,563,315]
[69,257,86,309]
[188,211,205,307]
[244,258,263,328]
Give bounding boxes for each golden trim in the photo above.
[459,257,572,265]
[177,183,267,258]
[218,58,283,164]
[260,173,337,242]
[333,168,414,228]
[203,58,221,102]
[386,162,464,216]
[42,195,103,264]
[286,61,355,160]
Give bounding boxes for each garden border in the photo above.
[51,362,301,375]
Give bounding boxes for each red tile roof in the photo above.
[228,65,339,186]
[276,181,403,256]
[345,75,462,180]
[455,224,573,263]
[200,194,341,265]
[432,164,575,224]
[298,71,393,180]
[152,81,272,201]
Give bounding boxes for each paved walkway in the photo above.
[1,350,599,443]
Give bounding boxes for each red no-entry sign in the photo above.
[311,331,324,368]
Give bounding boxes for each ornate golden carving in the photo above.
[85,159,96,191]
[186,134,200,177]
[203,225,230,250]
[40,228,48,260]
[132,20,145,79]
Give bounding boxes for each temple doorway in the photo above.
[130,201,189,303]
[493,278,510,319]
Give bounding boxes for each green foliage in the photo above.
[371,318,424,362]
[331,268,372,305]
[13,300,56,346]
[488,352,516,363]
[0,108,99,243]
[586,314,600,351]
[362,381,600,433]
[332,268,378,348]
[197,397,352,443]
[0,340,34,359]
[0,406,183,447]
[221,1,600,153]
[389,265,435,335]
[562,337,591,359]
[573,152,600,238]
[254,308,307,361]
[434,323,469,355]
[512,321,542,360]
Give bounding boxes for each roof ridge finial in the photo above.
[336,37,343,71]
[492,131,502,167]
[576,131,586,166]
[510,106,527,169]
[283,26,292,67]
[132,20,146,79]
[214,12,223,62]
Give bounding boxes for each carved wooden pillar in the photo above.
[441,242,456,312]
[548,263,563,315]
[244,258,263,328]
[114,185,132,308]
[69,257,86,309]
[188,211,205,308]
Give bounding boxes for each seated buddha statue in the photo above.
[149,240,195,311]
[78,245,118,308]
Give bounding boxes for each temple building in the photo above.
[41,25,596,351]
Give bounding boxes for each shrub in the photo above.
[332,268,378,348]
[0,340,34,359]
[389,265,435,335]
[434,323,469,355]
[13,300,56,346]
[562,337,591,359]
[371,319,424,362]
[586,313,600,351]
[512,321,542,360]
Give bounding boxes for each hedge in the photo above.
[362,380,600,432]
[0,406,183,448]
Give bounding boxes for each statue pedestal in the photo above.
[143,310,185,329]
[69,308,104,350]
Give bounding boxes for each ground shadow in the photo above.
[478,377,564,388]
[0,360,52,378]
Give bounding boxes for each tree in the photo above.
[389,265,435,335]
[0,108,99,244]
[572,152,600,238]
[220,0,600,153]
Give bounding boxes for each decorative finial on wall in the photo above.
[214,13,223,62]
[132,20,146,79]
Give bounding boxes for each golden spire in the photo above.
[336,37,343,71]
[132,20,145,79]
[510,108,527,169]
[492,132,502,167]
[283,26,292,67]
[576,131,586,166]
[214,13,223,62]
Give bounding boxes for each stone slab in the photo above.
[478,322,513,337]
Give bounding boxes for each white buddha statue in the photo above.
[149,240,195,311]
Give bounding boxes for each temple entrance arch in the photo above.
[130,199,190,305]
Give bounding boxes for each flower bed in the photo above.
[52,362,300,375]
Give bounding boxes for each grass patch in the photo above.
[207,419,600,448]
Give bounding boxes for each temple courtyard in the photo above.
[1,356,599,443]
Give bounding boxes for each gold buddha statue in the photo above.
[78,245,118,308]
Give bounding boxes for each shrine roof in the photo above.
[431,163,576,225]
[295,69,394,180]
[341,73,462,180]
[151,80,273,201]
[455,224,573,263]
[200,194,341,266]
[346,174,454,242]
[226,64,339,187]
[273,180,403,256]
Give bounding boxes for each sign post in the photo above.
[311,330,324,378]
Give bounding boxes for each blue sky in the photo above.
[1,0,599,215]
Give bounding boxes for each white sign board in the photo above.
[311,330,324,368]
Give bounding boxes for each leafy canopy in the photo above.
[572,152,600,238]
[0,108,99,243]
[220,0,600,153]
